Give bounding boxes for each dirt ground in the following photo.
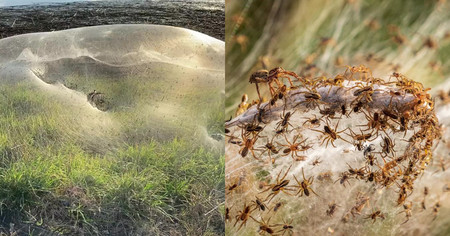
[0,1,224,40]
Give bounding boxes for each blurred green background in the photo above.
[225,0,450,117]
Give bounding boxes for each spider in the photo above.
[346,163,367,180]
[250,216,277,235]
[350,192,370,217]
[293,86,325,110]
[365,209,385,223]
[261,165,294,203]
[258,138,279,163]
[226,181,239,195]
[234,202,253,231]
[399,201,412,224]
[275,110,295,133]
[334,172,352,187]
[326,201,340,217]
[359,111,390,138]
[274,218,294,236]
[302,114,323,128]
[346,128,376,148]
[350,83,377,105]
[270,85,288,106]
[310,157,322,168]
[343,65,373,80]
[269,67,304,87]
[249,69,283,107]
[380,136,395,157]
[293,168,318,197]
[432,200,440,221]
[276,135,309,160]
[251,197,267,211]
[312,119,350,148]
[238,120,264,137]
[238,128,261,160]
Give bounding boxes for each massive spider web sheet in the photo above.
[0,24,225,149]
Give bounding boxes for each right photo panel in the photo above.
[225,1,449,235]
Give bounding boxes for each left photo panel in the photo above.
[0,1,225,235]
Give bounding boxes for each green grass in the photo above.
[0,82,224,235]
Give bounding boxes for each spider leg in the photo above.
[290,152,296,160]
[280,165,292,181]
[283,134,291,144]
[266,192,278,203]
[260,186,273,194]
[282,75,295,87]
[338,135,352,144]
[255,83,262,107]
[325,138,332,148]
[250,149,260,160]
[309,187,319,197]
[281,188,294,196]
[281,151,291,157]
[268,81,276,96]
[237,220,247,231]
[275,167,283,180]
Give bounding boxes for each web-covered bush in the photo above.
[225,66,446,236]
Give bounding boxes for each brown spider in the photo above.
[365,209,385,223]
[250,216,277,235]
[350,192,370,217]
[251,197,267,211]
[226,182,239,195]
[346,128,376,147]
[270,85,288,106]
[310,157,322,167]
[261,165,294,203]
[258,138,279,163]
[302,114,323,128]
[249,69,284,107]
[274,218,294,236]
[334,172,352,187]
[319,106,339,121]
[239,132,260,159]
[326,201,340,217]
[271,202,283,212]
[346,163,367,180]
[238,120,264,137]
[275,111,294,133]
[344,65,373,80]
[293,87,324,110]
[350,83,378,106]
[380,136,395,157]
[432,200,440,221]
[269,67,304,86]
[234,202,253,231]
[312,119,350,148]
[399,201,412,224]
[276,135,309,160]
[293,168,318,197]
[359,111,390,138]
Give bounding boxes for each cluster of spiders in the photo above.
[225,66,444,235]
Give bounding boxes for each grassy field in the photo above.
[0,80,224,235]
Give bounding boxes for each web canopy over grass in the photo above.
[0,24,225,235]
